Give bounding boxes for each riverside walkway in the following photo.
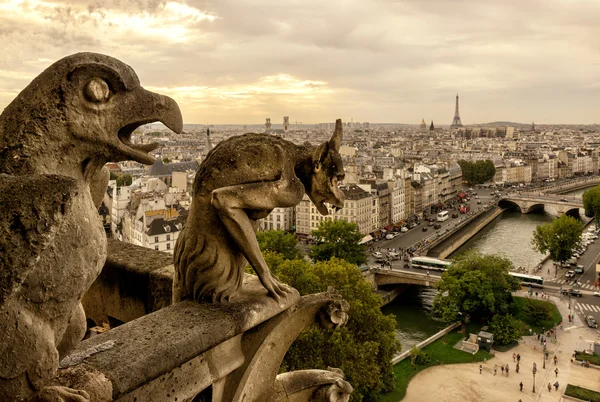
[403,293,600,402]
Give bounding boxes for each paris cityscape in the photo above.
[1,0,600,402]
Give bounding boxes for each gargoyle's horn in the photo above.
[329,118,343,152]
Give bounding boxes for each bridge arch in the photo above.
[522,203,545,214]
[498,199,522,212]
[564,208,582,219]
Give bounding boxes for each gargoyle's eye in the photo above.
[84,77,111,103]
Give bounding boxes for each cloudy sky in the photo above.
[1,0,599,125]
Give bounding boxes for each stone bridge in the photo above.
[371,268,441,287]
[498,194,583,216]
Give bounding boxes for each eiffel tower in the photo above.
[450,93,463,128]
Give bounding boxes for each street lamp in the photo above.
[532,364,537,392]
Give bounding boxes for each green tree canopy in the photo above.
[256,230,299,260]
[457,160,496,184]
[488,314,523,345]
[531,215,583,264]
[432,251,520,326]
[265,253,400,401]
[109,172,132,187]
[583,185,600,225]
[309,220,367,266]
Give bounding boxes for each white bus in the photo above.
[409,256,452,271]
[437,211,449,222]
[508,272,544,288]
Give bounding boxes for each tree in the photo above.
[256,230,298,260]
[163,157,171,163]
[583,185,600,225]
[310,220,367,265]
[488,314,522,345]
[264,253,400,401]
[531,215,583,265]
[409,346,430,366]
[116,174,132,187]
[432,251,520,330]
[457,160,496,184]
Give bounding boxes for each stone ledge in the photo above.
[72,275,300,399]
[83,239,176,326]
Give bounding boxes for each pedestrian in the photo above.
[494,365,497,376]
[555,368,559,377]
[548,382,552,392]
[554,356,558,365]
[501,365,504,375]
[519,382,523,392]
[479,364,482,374]
[537,333,540,340]
[513,353,516,362]
[516,363,519,373]
[554,381,559,391]
[506,364,509,376]
[517,354,521,363]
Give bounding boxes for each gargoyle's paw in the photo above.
[33,386,90,402]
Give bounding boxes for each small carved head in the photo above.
[319,289,350,330]
[309,119,345,215]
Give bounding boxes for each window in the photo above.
[277,223,280,230]
[155,236,158,243]
[167,235,170,241]
[155,245,159,250]
[167,243,171,250]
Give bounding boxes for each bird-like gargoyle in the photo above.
[174,120,345,303]
[0,53,183,401]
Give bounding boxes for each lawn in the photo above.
[511,296,562,334]
[565,384,600,402]
[378,325,493,402]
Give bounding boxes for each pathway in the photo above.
[403,293,600,402]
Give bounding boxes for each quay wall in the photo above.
[426,206,504,259]
[391,322,461,365]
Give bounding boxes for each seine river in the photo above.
[386,186,592,350]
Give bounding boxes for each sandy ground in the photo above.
[404,295,600,402]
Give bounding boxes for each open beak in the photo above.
[116,88,183,165]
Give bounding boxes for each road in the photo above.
[372,188,497,252]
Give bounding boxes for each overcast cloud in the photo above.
[1,0,599,124]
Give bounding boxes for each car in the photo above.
[559,198,569,202]
[585,315,598,328]
[575,265,585,274]
[385,233,395,240]
[561,288,583,297]
[409,223,418,229]
[422,227,428,232]
[400,226,409,233]
[476,200,481,204]
[372,252,383,259]
[565,271,575,278]
[388,251,400,260]
[433,223,441,229]
[594,291,600,297]
[428,221,434,226]
[451,213,459,218]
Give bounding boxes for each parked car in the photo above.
[409,223,418,229]
[565,271,575,278]
[400,226,409,232]
[385,233,395,240]
[422,227,428,232]
[575,265,585,274]
[585,315,598,328]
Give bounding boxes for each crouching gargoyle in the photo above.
[174,120,346,303]
[0,53,183,401]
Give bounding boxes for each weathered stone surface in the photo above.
[83,239,175,326]
[274,368,353,402]
[0,52,182,401]
[174,120,346,303]
[70,275,300,398]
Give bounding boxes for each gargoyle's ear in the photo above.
[328,118,343,152]
[313,141,330,169]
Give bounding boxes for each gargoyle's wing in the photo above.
[0,174,79,305]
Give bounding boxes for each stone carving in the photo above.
[174,120,346,303]
[0,53,183,401]
[274,368,353,402]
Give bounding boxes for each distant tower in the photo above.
[450,93,463,128]
[532,121,535,132]
[419,118,427,132]
[266,118,271,132]
[203,128,213,157]
[430,121,435,131]
[283,116,290,131]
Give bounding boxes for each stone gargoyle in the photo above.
[174,120,346,303]
[0,53,183,401]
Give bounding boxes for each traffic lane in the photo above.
[572,294,600,333]
[570,231,600,286]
